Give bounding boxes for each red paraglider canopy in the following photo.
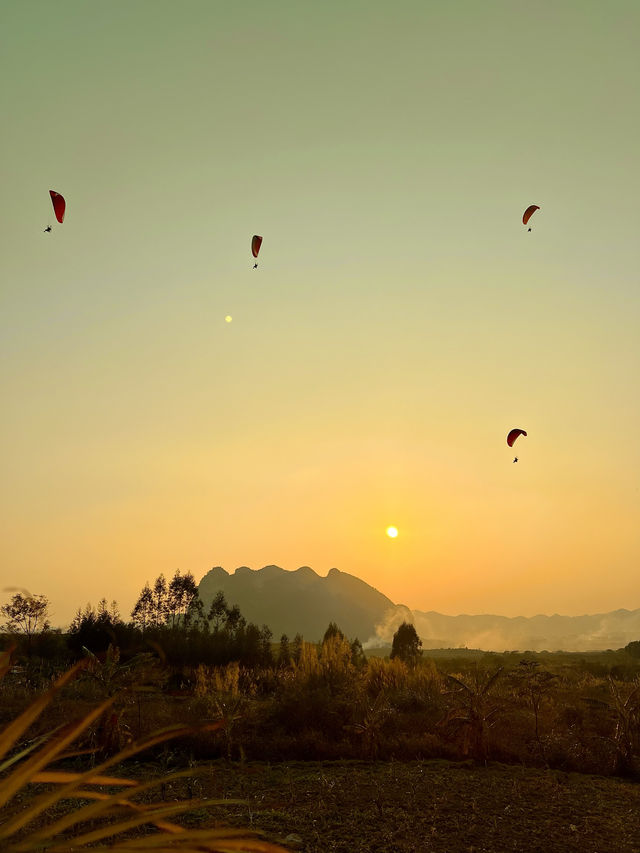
[522,205,539,226]
[49,190,66,223]
[251,235,262,258]
[507,428,527,447]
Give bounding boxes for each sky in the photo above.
[1,1,639,628]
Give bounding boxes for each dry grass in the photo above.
[0,649,289,853]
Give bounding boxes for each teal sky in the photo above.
[1,1,639,627]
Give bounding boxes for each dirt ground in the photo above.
[146,758,640,852]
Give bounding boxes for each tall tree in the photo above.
[260,624,273,666]
[278,634,291,668]
[350,637,367,668]
[292,633,304,665]
[225,604,246,636]
[390,622,423,667]
[151,575,168,626]
[322,622,345,645]
[166,570,202,628]
[131,583,154,633]
[207,591,228,631]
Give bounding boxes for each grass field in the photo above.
[134,758,640,852]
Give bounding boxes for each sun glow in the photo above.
[386,526,398,539]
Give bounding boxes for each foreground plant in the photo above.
[0,650,289,852]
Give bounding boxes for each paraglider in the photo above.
[251,234,262,268]
[507,428,527,463]
[522,205,539,232]
[49,190,66,224]
[507,428,527,447]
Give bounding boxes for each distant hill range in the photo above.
[198,565,640,653]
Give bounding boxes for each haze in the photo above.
[1,1,639,628]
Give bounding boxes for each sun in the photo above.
[386,526,398,539]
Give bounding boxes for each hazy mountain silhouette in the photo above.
[409,609,640,653]
[199,565,398,643]
[198,565,640,652]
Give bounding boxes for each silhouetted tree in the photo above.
[225,604,246,636]
[68,599,122,656]
[292,633,304,665]
[1,592,51,656]
[390,622,422,666]
[278,634,291,667]
[151,574,168,626]
[207,591,228,631]
[323,622,345,645]
[260,624,273,666]
[625,641,640,659]
[350,638,367,668]
[131,583,154,633]
[166,570,201,628]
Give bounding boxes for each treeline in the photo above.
[0,571,360,670]
[4,580,640,779]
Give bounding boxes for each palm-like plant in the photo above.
[0,649,289,852]
[441,666,504,761]
[583,675,640,775]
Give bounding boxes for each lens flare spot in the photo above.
[225,315,233,323]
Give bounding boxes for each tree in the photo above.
[625,640,640,659]
[69,599,123,655]
[278,634,291,668]
[166,570,202,628]
[390,622,422,666]
[260,624,273,666]
[225,604,246,636]
[512,659,557,763]
[443,666,504,761]
[1,593,50,655]
[322,622,345,645]
[292,633,304,666]
[207,591,228,631]
[350,638,367,669]
[131,583,154,633]
[151,575,168,626]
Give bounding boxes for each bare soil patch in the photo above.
[146,759,640,852]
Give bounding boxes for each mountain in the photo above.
[410,608,640,652]
[197,565,640,651]
[198,565,400,644]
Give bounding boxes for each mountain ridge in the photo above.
[197,565,640,652]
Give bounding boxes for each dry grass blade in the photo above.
[0,730,61,774]
[0,697,113,811]
[0,666,290,853]
[21,770,242,844]
[31,771,138,786]
[108,828,290,852]
[1,768,182,841]
[93,844,289,853]
[0,660,85,763]
[41,799,241,850]
[0,721,223,838]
